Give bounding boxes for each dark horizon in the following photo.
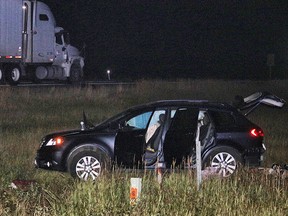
[43,0,288,80]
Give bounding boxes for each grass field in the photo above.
[0,79,287,215]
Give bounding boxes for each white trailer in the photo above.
[0,0,84,85]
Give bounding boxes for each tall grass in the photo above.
[0,79,287,215]
[50,170,287,216]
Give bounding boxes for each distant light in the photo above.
[22,5,27,10]
[107,69,111,80]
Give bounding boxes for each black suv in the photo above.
[35,92,285,180]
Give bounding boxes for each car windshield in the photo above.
[95,112,125,127]
[95,111,128,128]
[94,104,153,129]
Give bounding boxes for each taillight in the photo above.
[250,128,264,137]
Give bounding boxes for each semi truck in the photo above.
[0,0,84,85]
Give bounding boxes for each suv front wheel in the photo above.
[67,146,110,181]
[203,146,243,177]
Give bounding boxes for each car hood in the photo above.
[43,124,111,139]
[233,92,285,116]
[44,129,82,139]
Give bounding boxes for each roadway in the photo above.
[0,80,134,87]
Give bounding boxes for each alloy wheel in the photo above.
[210,152,237,177]
[75,156,101,180]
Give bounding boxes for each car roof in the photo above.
[127,100,236,112]
[95,100,240,129]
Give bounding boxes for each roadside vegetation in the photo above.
[0,79,287,215]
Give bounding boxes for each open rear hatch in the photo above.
[233,92,286,116]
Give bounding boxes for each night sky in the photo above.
[42,1,288,80]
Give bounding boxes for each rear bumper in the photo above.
[244,143,266,167]
[244,155,263,167]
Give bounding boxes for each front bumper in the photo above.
[34,150,65,171]
[34,157,59,170]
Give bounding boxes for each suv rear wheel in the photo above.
[203,146,242,177]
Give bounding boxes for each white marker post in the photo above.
[196,112,203,190]
[130,178,142,206]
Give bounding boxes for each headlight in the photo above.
[46,137,64,146]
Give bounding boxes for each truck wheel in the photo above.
[69,64,82,84]
[6,65,21,86]
[67,145,110,181]
[202,146,243,177]
[0,68,4,83]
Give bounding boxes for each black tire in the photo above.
[6,65,21,86]
[202,146,243,177]
[68,63,82,84]
[0,67,4,83]
[67,145,110,181]
[32,69,42,84]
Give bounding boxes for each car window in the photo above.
[209,111,235,126]
[169,108,199,131]
[145,110,166,143]
[171,109,177,118]
[147,110,166,127]
[126,111,153,129]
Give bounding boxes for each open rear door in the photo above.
[233,92,285,116]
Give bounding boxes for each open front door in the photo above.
[114,111,153,168]
[114,109,169,168]
[114,129,146,168]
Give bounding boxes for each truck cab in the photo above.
[0,0,84,85]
